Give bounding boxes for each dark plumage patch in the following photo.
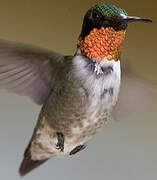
[85,59,96,72]
[85,59,113,77]
[101,87,114,98]
[70,145,86,155]
[85,60,103,78]
[102,66,113,75]
[56,132,64,152]
[109,88,114,96]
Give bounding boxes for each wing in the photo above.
[0,39,66,105]
[113,68,157,120]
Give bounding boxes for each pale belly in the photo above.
[30,94,116,160]
[62,91,118,155]
[30,58,121,160]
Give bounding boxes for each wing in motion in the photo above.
[113,68,157,120]
[0,39,65,105]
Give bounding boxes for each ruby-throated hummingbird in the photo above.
[0,3,154,176]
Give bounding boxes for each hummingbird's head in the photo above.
[77,3,152,61]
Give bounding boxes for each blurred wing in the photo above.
[0,39,65,105]
[113,69,157,120]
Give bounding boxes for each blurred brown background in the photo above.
[0,0,156,180]
[0,0,156,82]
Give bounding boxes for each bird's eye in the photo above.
[91,12,100,21]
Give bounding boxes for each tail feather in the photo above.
[19,143,48,177]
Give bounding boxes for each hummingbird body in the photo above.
[0,3,152,176]
[28,50,121,162]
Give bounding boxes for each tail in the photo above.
[18,143,48,177]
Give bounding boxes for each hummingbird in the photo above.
[0,3,153,176]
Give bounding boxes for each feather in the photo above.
[19,143,48,177]
[113,68,157,120]
[0,39,65,105]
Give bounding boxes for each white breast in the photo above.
[73,50,121,110]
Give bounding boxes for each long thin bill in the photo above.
[120,14,152,23]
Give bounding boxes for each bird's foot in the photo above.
[56,132,64,152]
[70,145,86,155]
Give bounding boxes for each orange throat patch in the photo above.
[77,27,126,61]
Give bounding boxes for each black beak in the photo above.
[119,14,152,23]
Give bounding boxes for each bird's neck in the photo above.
[77,27,126,62]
